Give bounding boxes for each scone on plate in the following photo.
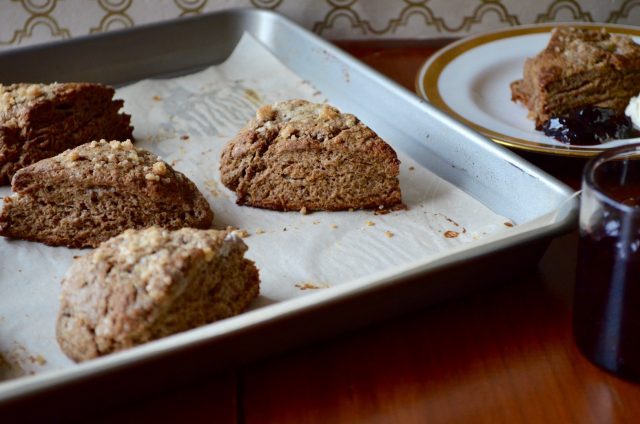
[220,99,402,211]
[0,139,213,248]
[56,227,260,362]
[510,27,640,128]
[0,83,133,184]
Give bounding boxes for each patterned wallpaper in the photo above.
[0,0,639,51]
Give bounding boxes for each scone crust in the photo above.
[0,140,213,247]
[0,83,133,184]
[220,99,402,211]
[510,27,640,127]
[56,227,259,362]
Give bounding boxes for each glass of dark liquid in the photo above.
[574,143,640,380]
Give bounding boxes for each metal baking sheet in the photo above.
[0,9,577,409]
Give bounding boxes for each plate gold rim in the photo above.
[416,23,640,158]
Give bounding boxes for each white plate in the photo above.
[416,23,640,157]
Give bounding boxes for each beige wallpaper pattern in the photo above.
[0,0,639,51]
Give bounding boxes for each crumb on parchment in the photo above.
[204,179,221,198]
[295,282,331,290]
[234,229,250,238]
[384,231,394,238]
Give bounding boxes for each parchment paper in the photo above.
[0,33,514,381]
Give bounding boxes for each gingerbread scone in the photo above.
[511,27,640,128]
[220,100,402,212]
[0,140,213,248]
[56,227,260,362]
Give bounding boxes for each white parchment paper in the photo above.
[0,33,514,381]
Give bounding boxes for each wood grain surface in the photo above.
[242,232,640,423]
[18,41,640,423]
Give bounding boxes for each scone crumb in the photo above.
[152,95,162,101]
[300,206,308,215]
[233,229,250,238]
[152,161,168,176]
[145,173,160,182]
[29,355,47,366]
[331,224,338,229]
[384,231,394,238]
[504,222,514,227]
[409,166,415,171]
[255,228,265,235]
[365,220,375,227]
[204,179,220,197]
[295,282,330,290]
[444,230,459,239]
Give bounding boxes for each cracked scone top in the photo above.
[220,99,402,212]
[0,139,213,248]
[56,226,260,362]
[0,82,133,184]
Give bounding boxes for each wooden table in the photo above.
[42,42,640,422]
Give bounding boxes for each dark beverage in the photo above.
[574,207,640,380]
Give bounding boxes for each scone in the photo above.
[0,83,133,184]
[56,227,260,362]
[220,99,402,211]
[0,139,213,248]
[510,27,640,128]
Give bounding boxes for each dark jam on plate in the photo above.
[574,191,640,380]
[542,106,634,145]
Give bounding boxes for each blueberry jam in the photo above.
[542,106,634,145]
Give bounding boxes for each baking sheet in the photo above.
[0,33,513,381]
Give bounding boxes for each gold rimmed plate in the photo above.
[416,23,640,157]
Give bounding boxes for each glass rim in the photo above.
[583,143,640,215]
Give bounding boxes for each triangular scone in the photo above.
[0,83,133,184]
[220,100,402,211]
[56,227,260,362]
[0,140,213,248]
[510,27,640,128]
